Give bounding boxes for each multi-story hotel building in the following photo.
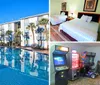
[0,13,49,48]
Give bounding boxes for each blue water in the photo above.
[0,47,49,81]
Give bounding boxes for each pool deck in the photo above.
[0,46,49,55]
[16,46,49,55]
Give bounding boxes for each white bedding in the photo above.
[59,18,99,41]
[50,15,67,25]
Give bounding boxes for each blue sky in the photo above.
[0,0,49,24]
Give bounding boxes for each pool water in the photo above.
[0,47,49,80]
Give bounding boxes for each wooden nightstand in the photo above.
[67,17,74,21]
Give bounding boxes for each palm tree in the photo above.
[26,23,36,44]
[35,27,44,48]
[14,28,22,46]
[6,30,13,46]
[15,28,22,37]
[38,18,49,49]
[24,32,30,46]
[0,33,5,46]
[6,30,12,35]
[0,29,5,43]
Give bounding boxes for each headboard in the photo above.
[78,12,100,23]
[60,11,68,16]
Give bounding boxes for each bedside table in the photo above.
[67,17,74,21]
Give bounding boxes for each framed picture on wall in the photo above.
[62,2,66,11]
[83,0,98,12]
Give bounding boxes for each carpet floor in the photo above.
[51,76,100,85]
[69,76,100,85]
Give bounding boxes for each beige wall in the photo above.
[50,0,62,15]
[50,0,100,17]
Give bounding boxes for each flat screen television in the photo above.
[54,56,66,66]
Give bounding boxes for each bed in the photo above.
[59,12,100,41]
[50,11,68,25]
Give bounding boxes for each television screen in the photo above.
[54,56,65,65]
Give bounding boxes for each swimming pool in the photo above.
[0,47,49,81]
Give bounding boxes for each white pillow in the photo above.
[61,12,65,16]
[59,16,67,20]
[81,15,88,22]
[87,16,92,23]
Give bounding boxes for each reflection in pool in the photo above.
[0,47,49,80]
